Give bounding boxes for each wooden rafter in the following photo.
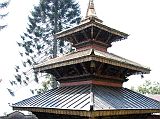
[109,67,125,79]
[95,29,102,39]
[91,26,94,39]
[68,67,77,75]
[71,34,79,44]
[65,37,71,43]
[72,65,80,75]
[109,35,118,43]
[80,63,89,74]
[82,29,88,39]
[53,69,62,78]
[105,33,113,43]
[57,73,123,81]
[97,63,104,74]
[58,67,67,77]
[102,65,110,75]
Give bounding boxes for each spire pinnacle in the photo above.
[86,0,96,18]
[81,0,103,24]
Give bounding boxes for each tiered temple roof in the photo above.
[12,0,160,118]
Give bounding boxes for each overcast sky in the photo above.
[0,0,160,115]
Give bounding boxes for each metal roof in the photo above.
[12,85,160,111]
[56,17,129,40]
[34,49,150,74]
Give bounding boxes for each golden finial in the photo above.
[86,0,97,18]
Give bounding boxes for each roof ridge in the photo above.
[90,84,94,111]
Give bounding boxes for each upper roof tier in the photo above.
[56,0,129,51]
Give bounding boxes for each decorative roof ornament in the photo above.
[81,0,103,23]
[86,0,97,18]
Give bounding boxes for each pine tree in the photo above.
[11,0,81,94]
[0,0,9,30]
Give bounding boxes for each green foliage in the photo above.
[31,75,58,94]
[17,0,81,65]
[0,0,9,30]
[135,80,160,94]
[11,0,81,96]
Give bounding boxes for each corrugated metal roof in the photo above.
[146,95,160,102]
[12,85,160,111]
[34,49,150,74]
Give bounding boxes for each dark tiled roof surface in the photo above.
[13,85,160,111]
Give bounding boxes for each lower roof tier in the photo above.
[34,49,150,75]
[12,84,160,117]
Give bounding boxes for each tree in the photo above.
[9,0,81,95]
[133,80,160,94]
[0,0,9,30]
[33,74,59,94]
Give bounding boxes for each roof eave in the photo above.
[33,55,150,75]
[13,106,160,117]
[56,20,129,40]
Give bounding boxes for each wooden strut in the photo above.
[72,65,81,75]
[71,34,79,44]
[81,62,89,74]
[117,68,125,77]
[105,33,112,43]
[95,29,101,39]
[67,36,74,44]
[97,62,104,74]
[53,69,62,78]
[91,26,94,39]
[82,29,89,39]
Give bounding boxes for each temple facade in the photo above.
[12,0,160,119]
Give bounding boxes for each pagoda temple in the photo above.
[12,0,160,119]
